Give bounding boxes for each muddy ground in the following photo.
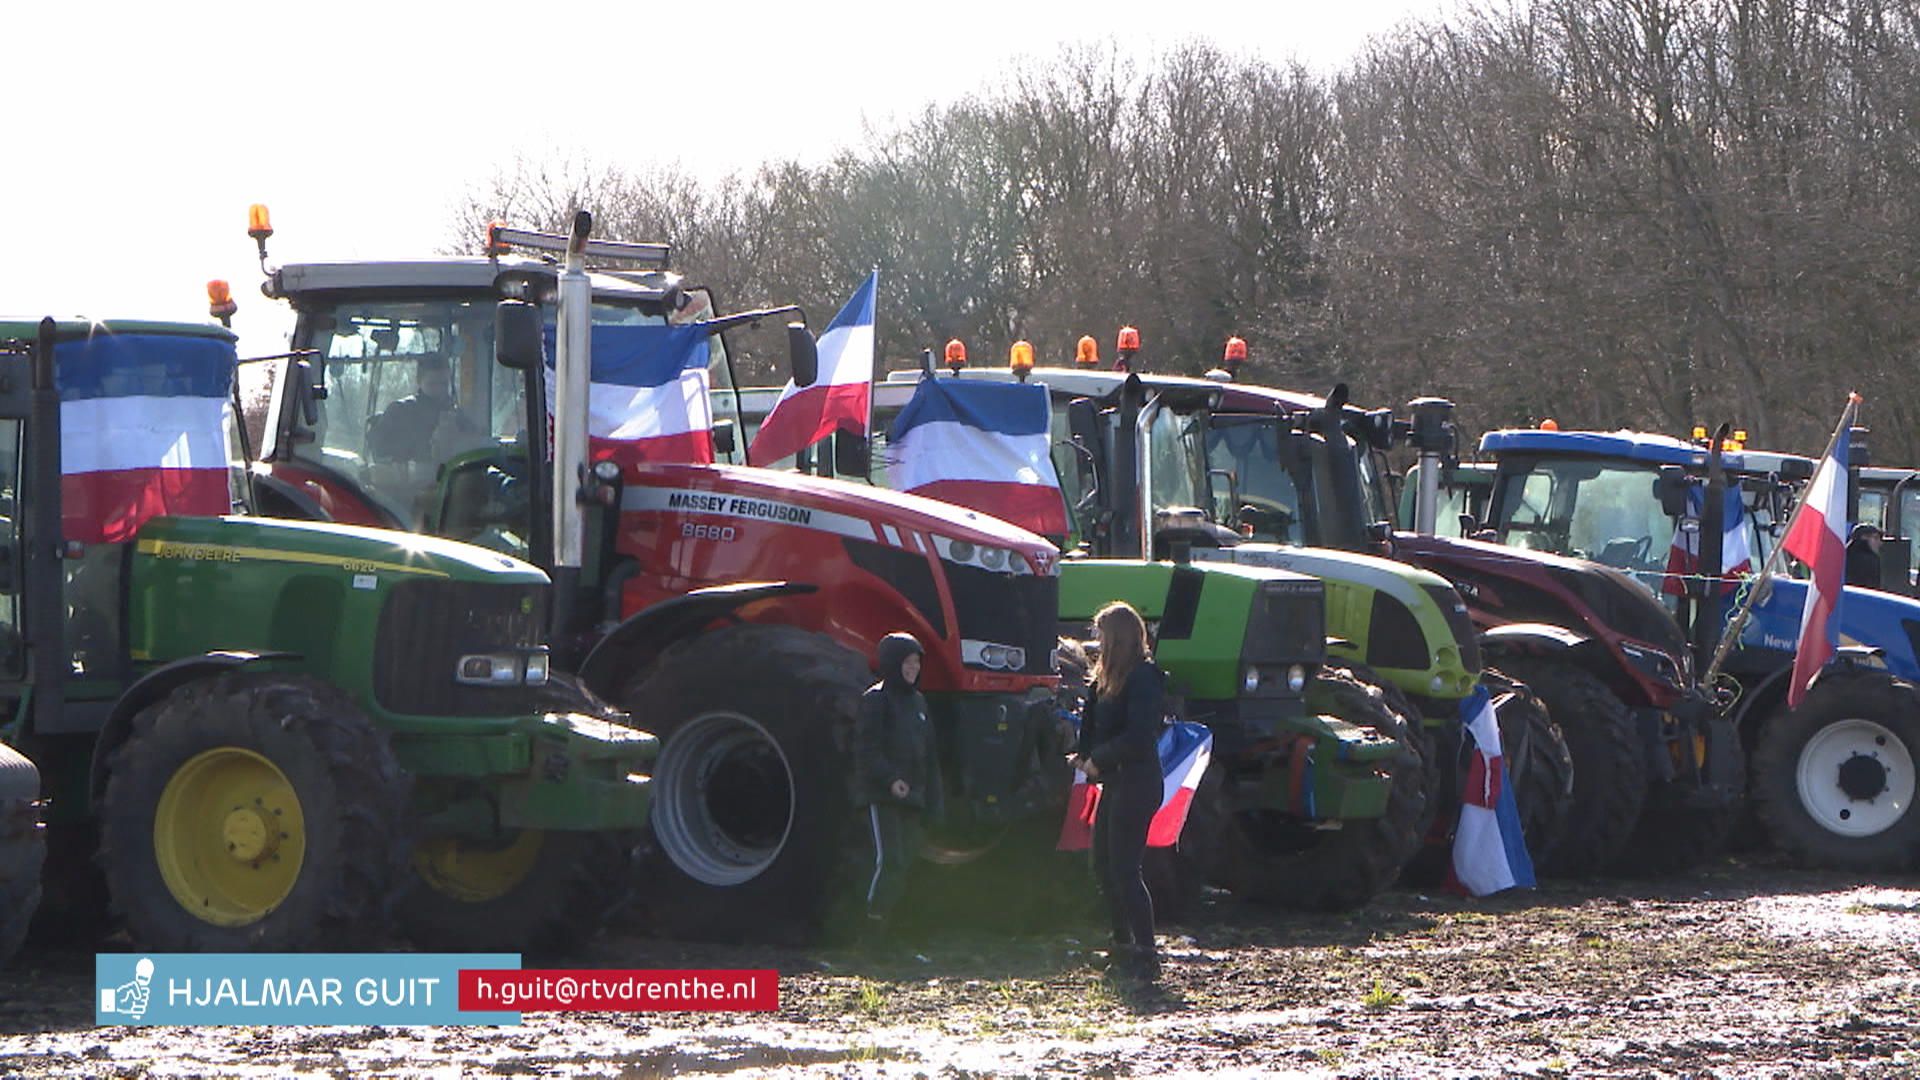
[2,854,1918,1078]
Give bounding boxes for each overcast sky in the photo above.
[7,0,1451,354]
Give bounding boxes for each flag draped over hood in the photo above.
[58,331,236,543]
[886,376,1068,538]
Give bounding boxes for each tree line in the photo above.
[452,0,1920,461]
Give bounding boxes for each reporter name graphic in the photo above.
[96,954,521,1027]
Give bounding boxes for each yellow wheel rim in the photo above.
[153,747,306,928]
[412,831,544,903]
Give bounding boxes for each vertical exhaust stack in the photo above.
[553,210,594,576]
[1406,398,1457,537]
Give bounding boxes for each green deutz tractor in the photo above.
[859,366,1431,911]
[1,318,654,955]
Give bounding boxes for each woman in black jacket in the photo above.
[1072,601,1166,981]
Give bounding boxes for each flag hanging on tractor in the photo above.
[1057,720,1214,851]
[748,272,876,465]
[1781,395,1860,709]
[1449,685,1536,897]
[886,376,1069,538]
[542,323,715,474]
[58,330,236,544]
[1660,486,1753,597]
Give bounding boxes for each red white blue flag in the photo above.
[1782,399,1858,709]
[886,377,1069,538]
[1057,720,1213,851]
[1147,721,1213,847]
[1450,685,1536,896]
[1661,486,1754,596]
[544,323,714,474]
[747,272,875,465]
[58,330,237,544]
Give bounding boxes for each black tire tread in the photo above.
[398,830,637,957]
[1493,657,1646,878]
[99,673,409,952]
[621,623,869,944]
[1752,672,1920,872]
[1225,665,1429,910]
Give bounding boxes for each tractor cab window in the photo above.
[1145,406,1208,519]
[292,295,673,532]
[1205,417,1313,545]
[1493,458,1676,582]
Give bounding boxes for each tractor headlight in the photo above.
[1286,664,1309,693]
[456,649,551,687]
[979,546,1007,571]
[456,653,523,686]
[1243,667,1262,693]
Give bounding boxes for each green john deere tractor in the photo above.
[1,318,654,955]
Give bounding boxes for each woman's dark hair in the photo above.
[1091,601,1151,702]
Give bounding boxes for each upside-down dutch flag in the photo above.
[1660,486,1753,597]
[885,377,1070,538]
[1782,413,1853,709]
[1449,685,1536,897]
[543,323,714,474]
[747,272,876,465]
[1056,721,1214,851]
[58,330,237,544]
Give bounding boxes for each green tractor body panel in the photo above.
[1197,545,1482,714]
[1058,558,1392,818]
[118,515,655,830]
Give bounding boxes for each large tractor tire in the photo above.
[1752,672,1920,872]
[1492,657,1646,878]
[398,831,637,956]
[0,745,43,967]
[621,624,870,945]
[1401,671,1574,886]
[1483,669,1576,869]
[1217,666,1429,911]
[99,673,410,952]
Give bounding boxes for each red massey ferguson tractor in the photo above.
[238,210,1066,940]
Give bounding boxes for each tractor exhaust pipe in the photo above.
[1407,398,1457,536]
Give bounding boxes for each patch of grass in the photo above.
[1362,979,1404,1011]
[853,980,886,1019]
[1064,1022,1102,1041]
[1316,1047,1346,1067]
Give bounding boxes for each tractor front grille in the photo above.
[947,563,1058,677]
[374,580,549,717]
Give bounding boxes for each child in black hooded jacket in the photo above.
[853,632,944,931]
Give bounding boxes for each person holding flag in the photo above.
[747,272,877,465]
[1070,601,1169,982]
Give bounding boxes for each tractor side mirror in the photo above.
[710,418,737,458]
[1777,458,1814,483]
[1458,512,1480,537]
[1654,464,1692,519]
[494,300,544,372]
[833,430,870,479]
[787,322,819,387]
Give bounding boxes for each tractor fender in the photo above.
[87,650,298,804]
[1479,622,1591,656]
[577,581,819,701]
[1732,646,1891,742]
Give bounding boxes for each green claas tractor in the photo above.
[0,317,654,955]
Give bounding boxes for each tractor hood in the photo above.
[132,515,551,586]
[1395,532,1691,661]
[629,463,1060,574]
